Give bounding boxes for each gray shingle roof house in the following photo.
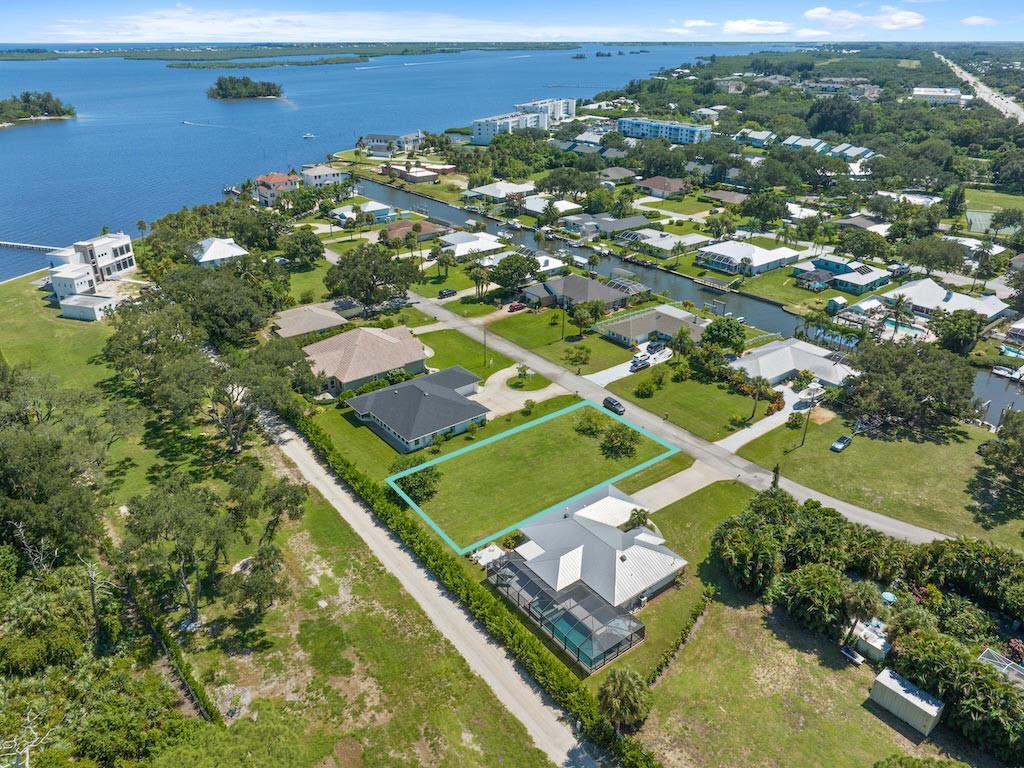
[597,304,710,347]
[522,274,630,310]
[599,166,637,183]
[303,325,426,395]
[346,367,489,452]
[273,302,348,338]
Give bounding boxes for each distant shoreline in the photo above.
[0,115,74,129]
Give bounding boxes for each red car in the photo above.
[508,302,527,312]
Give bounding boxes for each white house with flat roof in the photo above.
[47,232,137,321]
[300,164,347,188]
[911,87,963,106]
[467,180,536,203]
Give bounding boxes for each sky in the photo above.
[2,0,1022,43]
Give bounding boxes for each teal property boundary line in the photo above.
[385,400,680,555]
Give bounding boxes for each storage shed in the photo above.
[870,668,944,736]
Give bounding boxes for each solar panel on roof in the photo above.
[855,265,874,274]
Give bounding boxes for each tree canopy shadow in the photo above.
[967,465,1024,531]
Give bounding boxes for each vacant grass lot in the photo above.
[587,481,755,691]
[739,414,1024,549]
[966,187,1024,212]
[608,372,770,442]
[640,595,993,768]
[489,310,635,374]
[313,394,580,480]
[418,329,513,381]
[414,265,475,298]
[615,451,695,495]
[416,407,667,548]
[646,196,714,216]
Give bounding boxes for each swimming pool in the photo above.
[883,319,925,337]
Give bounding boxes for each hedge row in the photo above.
[292,414,663,768]
[646,584,716,686]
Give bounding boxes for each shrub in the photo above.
[573,408,605,437]
[772,563,849,637]
[650,367,666,390]
[634,379,656,398]
[299,289,317,304]
[522,399,536,416]
[786,412,805,430]
[600,423,641,459]
[1005,638,1024,664]
[670,360,690,382]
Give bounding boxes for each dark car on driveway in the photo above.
[629,358,651,372]
[602,396,626,415]
[438,288,458,299]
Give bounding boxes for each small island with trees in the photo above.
[206,75,283,100]
[0,90,75,127]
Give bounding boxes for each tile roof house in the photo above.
[636,176,689,199]
[255,172,299,206]
[346,367,489,452]
[300,164,346,188]
[190,237,249,268]
[729,338,859,387]
[272,302,348,338]
[383,219,448,242]
[597,304,710,347]
[521,274,630,310]
[696,240,802,275]
[514,485,687,608]
[303,325,426,395]
[704,189,749,206]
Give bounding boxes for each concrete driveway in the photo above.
[469,364,569,418]
[585,343,673,387]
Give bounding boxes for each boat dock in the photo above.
[0,241,58,253]
[693,275,739,293]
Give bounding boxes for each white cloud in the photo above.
[803,5,926,30]
[38,6,675,42]
[722,19,795,35]
[681,19,717,28]
[962,15,996,25]
[794,28,832,37]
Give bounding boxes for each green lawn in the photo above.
[640,594,989,768]
[286,260,334,303]
[414,407,667,548]
[413,266,475,298]
[589,481,755,690]
[662,220,707,236]
[740,266,894,316]
[745,235,793,250]
[313,394,580,480]
[505,372,551,391]
[646,196,714,216]
[614,451,695,495]
[608,370,770,442]
[488,310,635,374]
[446,295,498,318]
[965,187,1024,212]
[739,413,1024,550]
[417,329,513,381]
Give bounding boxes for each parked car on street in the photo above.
[602,396,626,415]
[830,435,853,452]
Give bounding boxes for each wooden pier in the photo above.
[693,275,739,293]
[0,241,59,253]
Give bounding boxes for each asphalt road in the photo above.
[935,52,1024,124]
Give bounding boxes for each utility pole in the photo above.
[801,400,814,447]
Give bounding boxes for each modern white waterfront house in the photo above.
[471,111,548,145]
[615,117,711,145]
[47,232,137,321]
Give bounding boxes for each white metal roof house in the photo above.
[624,229,710,256]
[523,195,582,217]
[515,486,687,608]
[696,240,802,275]
[729,338,859,387]
[467,180,536,202]
[781,135,831,154]
[477,250,563,274]
[190,237,248,268]
[331,200,393,224]
[439,231,504,259]
[868,278,1010,323]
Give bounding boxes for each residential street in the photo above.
[412,293,947,544]
[260,414,600,768]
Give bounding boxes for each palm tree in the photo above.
[428,243,444,275]
[136,219,147,260]
[467,264,490,299]
[587,252,600,270]
[627,508,649,530]
[597,667,652,733]
[411,222,424,257]
[437,250,457,279]
[887,293,912,340]
[843,580,883,645]
[748,376,773,420]
[403,232,418,257]
[668,325,695,361]
[669,240,686,268]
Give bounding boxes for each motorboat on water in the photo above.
[303,132,316,139]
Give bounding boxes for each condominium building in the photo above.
[470,111,547,145]
[614,117,711,145]
[910,87,963,106]
[513,98,576,124]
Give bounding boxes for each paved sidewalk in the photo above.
[260,414,598,768]
[633,460,730,511]
[715,385,801,453]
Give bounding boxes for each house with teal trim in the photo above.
[792,254,891,295]
[781,135,831,154]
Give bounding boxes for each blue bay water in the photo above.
[0,42,789,279]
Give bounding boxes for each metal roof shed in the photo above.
[870,668,944,736]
